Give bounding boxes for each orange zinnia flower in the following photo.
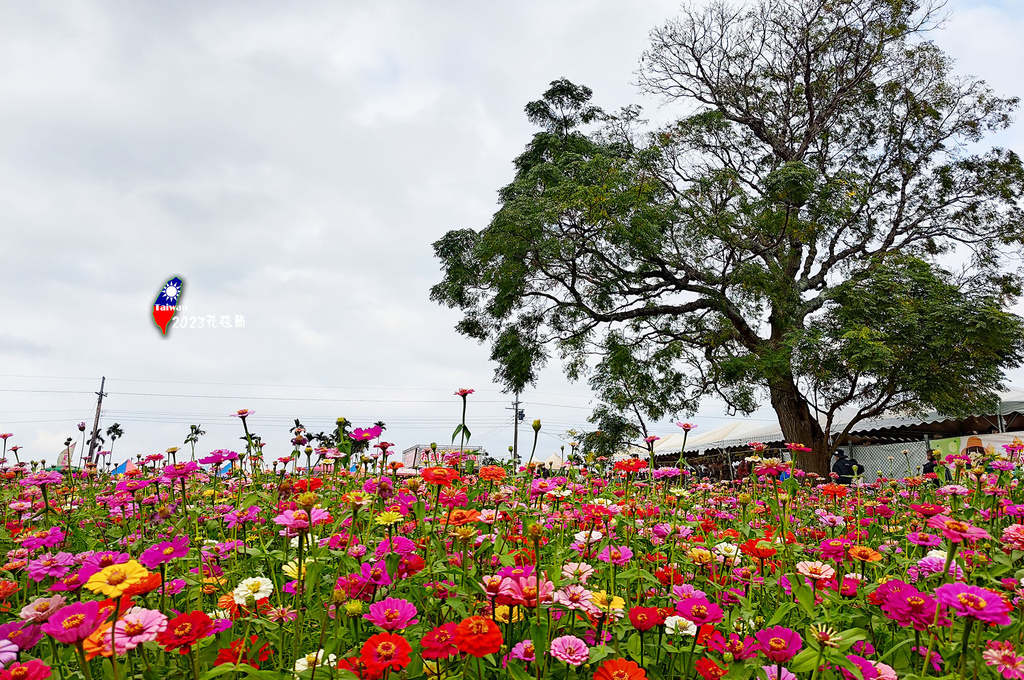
[454,616,503,657]
[848,546,883,562]
[445,509,481,527]
[478,465,507,482]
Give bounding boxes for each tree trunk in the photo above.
[768,379,831,477]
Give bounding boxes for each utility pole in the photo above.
[506,393,523,464]
[86,376,106,465]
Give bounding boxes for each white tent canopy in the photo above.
[644,386,1024,454]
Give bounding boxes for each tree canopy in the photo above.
[431,0,1024,472]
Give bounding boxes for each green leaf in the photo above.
[789,648,821,673]
[627,633,642,662]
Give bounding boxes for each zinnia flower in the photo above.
[549,635,590,666]
[139,536,190,569]
[84,561,149,598]
[363,598,418,631]
[454,616,503,657]
[157,611,214,655]
[232,577,274,606]
[755,626,802,663]
[935,583,1013,625]
[595,658,647,680]
[41,601,104,645]
[421,623,458,660]
[360,632,411,674]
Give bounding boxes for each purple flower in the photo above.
[755,626,803,664]
[597,545,633,566]
[139,536,190,569]
[359,562,393,587]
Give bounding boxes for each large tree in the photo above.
[431,0,1024,474]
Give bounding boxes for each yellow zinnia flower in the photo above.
[375,511,403,526]
[590,590,625,613]
[85,560,149,598]
[283,558,312,580]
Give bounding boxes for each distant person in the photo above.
[923,451,938,476]
[832,451,854,485]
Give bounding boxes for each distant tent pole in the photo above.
[998,399,1005,433]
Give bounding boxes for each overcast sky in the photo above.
[2,0,1022,466]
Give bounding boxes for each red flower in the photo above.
[696,658,728,680]
[628,607,662,632]
[614,459,648,474]
[740,538,777,560]
[336,656,381,680]
[360,633,411,675]
[215,635,272,669]
[420,468,461,488]
[454,616,503,657]
[421,623,458,660]
[594,658,647,680]
[157,611,214,655]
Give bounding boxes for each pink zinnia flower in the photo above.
[507,575,555,608]
[510,639,536,662]
[755,626,802,663]
[553,585,595,613]
[907,532,942,547]
[19,595,66,624]
[984,640,1024,680]
[549,635,589,666]
[936,583,1013,625]
[0,659,52,680]
[927,515,992,543]
[597,545,633,566]
[363,597,418,631]
[273,508,329,532]
[795,561,836,582]
[561,562,594,584]
[113,607,168,653]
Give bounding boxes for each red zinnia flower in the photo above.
[628,606,661,632]
[454,616,503,657]
[214,635,272,669]
[696,658,728,680]
[157,611,214,655]
[360,632,411,674]
[594,658,647,680]
[420,468,460,488]
[421,623,458,660]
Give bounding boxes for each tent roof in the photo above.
[649,386,1024,453]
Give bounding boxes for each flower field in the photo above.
[0,404,1022,680]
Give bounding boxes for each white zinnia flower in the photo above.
[665,616,698,636]
[294,649,336,672]
[232,576,274,605]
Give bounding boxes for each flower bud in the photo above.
[532,419,541,432]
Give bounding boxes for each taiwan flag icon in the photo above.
[153,277,183,335]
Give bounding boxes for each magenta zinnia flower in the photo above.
[363,597,418,631]
[139,536,190,569]
[676,597,724,625]
[41,601,103,644]
[935,583,1013,625]
[755,626,802,663]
